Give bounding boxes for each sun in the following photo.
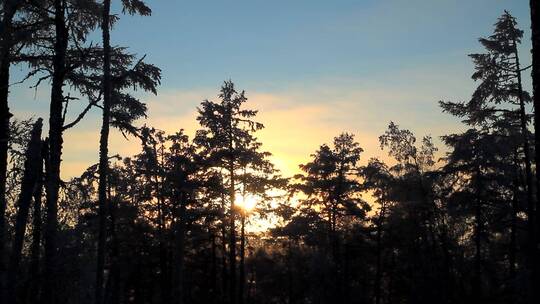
[235,194,258,212]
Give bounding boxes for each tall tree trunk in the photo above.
[43,1,69,303]
[28,141,45,304]
[157,185,170,304]
[239,214,245,304]
[0,1,19,300]
[211,232,217,299]
[228,124,237,304]
[152,144,171,304]
[388,249,396,304]
[513,39,538,304]
[229,168,237,304]
[330,202,342,303]
[374,207,384,304]
[6,118,43,304]
[342,241,351,304]
[473,169,483,303]
[172,194,186,304]
[509,178,518,300]
[530,1,540,303]
[220,194,228,303]
[286,239,293,304]
[96,0,112,303]
[104,191,120,304]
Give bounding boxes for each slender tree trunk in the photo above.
[220,195,228,303]
[157,189,170,304]
[229,166,237,304]
[172,193,186,304]
[513,40,538,303]
[211,233,217,298]
[287,239,293,304]
[530,1,540,303]
[388,249,396,304]
[330,202,342,303]
[374,208,384,304]
[96,1,112,303]
[473,169,483,303]
[437,218,454,303]
[104,192,120,304]
[239,214,245,304]
[43,1,69,303]
[509,179,518,298]
[151,144,171,304]
[6,119,43,304]
[221,224,228,303]
[0,1,19,300]
[228,122,237,304]
[343,241,351,304]
[28,142,45,304]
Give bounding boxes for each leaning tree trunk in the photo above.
[513,38,538,304]
[0,1,19,300]
[513,37,534,226]
[43,1,69,304]
[531,1,540,303]
[95,0,112,303]
[6,118,43,304]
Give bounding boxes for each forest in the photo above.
[1,1,540,304]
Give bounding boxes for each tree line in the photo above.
[1,1,540,304]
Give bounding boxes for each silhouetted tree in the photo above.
[95,1,158,303]
[0,1,37,299]
[292,132,369,303]
[195,81,278,304]
[2,5,539,304]
[6,118,42,304]
[31,2,101,303]
[440,12,534,302]
[530,1,540,303]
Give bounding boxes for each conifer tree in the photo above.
[440,12,534,301]
[293,132,369,303]
[194,81,277,304]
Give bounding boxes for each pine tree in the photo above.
[440,12,534,302]
[194,81,276,304]
[293,132,369,303]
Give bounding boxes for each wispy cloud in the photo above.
[59,66,468,179]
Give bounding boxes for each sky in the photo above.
[9,0,533,179]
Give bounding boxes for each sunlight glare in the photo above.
[235,194,258,212]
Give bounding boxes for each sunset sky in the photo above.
[9,0,532,179]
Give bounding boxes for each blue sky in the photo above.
[9,0,534,177]
[109,0,531,89]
